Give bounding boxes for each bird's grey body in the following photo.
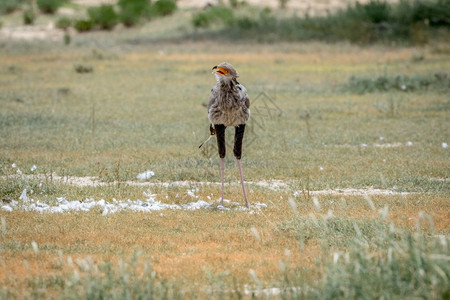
[206,62,250,208]
[208,78,250,127]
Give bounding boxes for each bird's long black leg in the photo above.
[215,124,226,206]
[215,124,226,159]
[233,124,245,159]
[234,124,249,208]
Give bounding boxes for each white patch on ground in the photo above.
[2,174,289,190]
[186,188,199,198]
[3,174,419,197]
[250,180,288,190]
[243,285,302,297]
[1,189,266,214]
[334,141,450,149]
[334,142,405,149]
[296,187,411,196]
[1,171,420,214]
[19,188,28,201]
[372,142,404,148]
[136,170,155,180]
[429,177,449,182]
[0,23,64,41]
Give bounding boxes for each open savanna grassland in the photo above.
[0,23,449,298]
[1,41,449,191]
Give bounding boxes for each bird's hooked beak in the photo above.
[212,65,228,76]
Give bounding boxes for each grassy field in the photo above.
[1,8,449,298]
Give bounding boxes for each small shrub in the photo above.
[37,0,63,14]
[74,20,93,32]
[118,0,151,27]
[152,0,177,16]
[351,0,390,23]
[236,16,258,30]
[192,6,235,28]
[410,0,450,26]
[74,64,94,73]
[88,5,119,30]
[23,9,36,25]
[56,17,72,30]
[192,11,211,28]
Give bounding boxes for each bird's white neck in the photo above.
[217,77,238,91]
[216,74,235,84]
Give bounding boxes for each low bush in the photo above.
[37,0,64,14]
[74,64,94,73]
[152,0,177,16]
[409,0,450,26]
[74,19,93,32]
[56,17,72,30]
[118,0,151,27]
[349,0,390,24]
[88,5,119,30]
[192,6,235,28]
[23,9,36,25]
[65,0,176,31]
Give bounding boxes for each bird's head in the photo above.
[212,62,238,82]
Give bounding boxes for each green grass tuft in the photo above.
[343,73,450,94]
[280,216,401,249]
[37,0,63,14]
[306,232,450,299]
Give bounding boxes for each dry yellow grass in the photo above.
[1,192,448,291]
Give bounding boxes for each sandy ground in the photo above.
[0,23,66,41]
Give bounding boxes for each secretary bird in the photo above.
[207,62,250,208]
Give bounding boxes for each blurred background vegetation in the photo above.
[0,0,449,44]
[192,0,450,44]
